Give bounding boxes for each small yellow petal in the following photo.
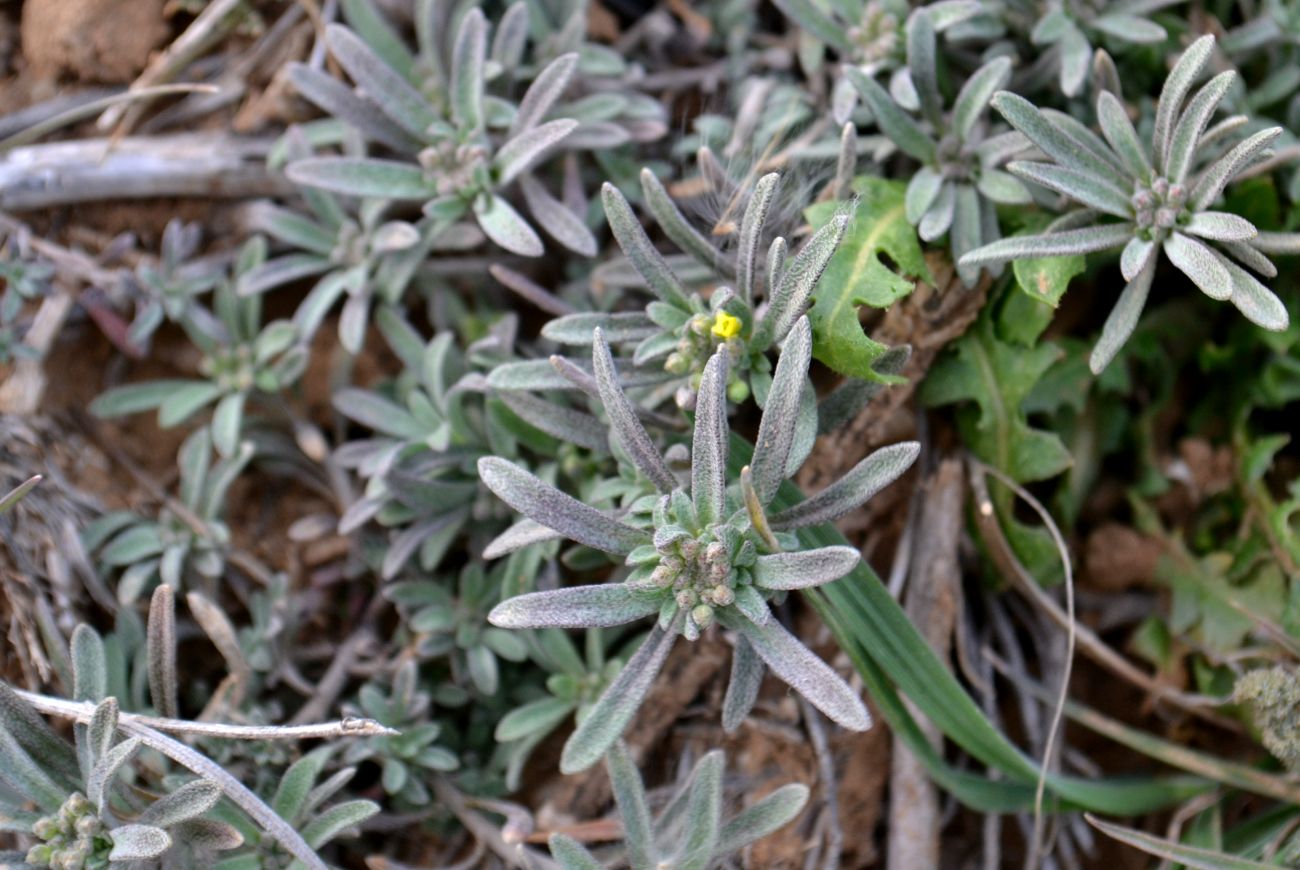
[711,311,742,339]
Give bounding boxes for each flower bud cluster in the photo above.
[200,343,258,393]
[647,522,754,637]
[848,2,901,65]
[419,140,491,198]
[1132,176,1190,239]
[25,792,112,870]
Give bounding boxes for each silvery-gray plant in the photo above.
[959,35,1297,372]
[516,164,852,410]
[547,742,808,870]
[0,628,243,868]
[848,8,1030,286]
[773,0,979,123]
[285,8,601,257]
[950,0,1187,98]
[477,317,919,772]
[237,130,440,355]
[92,238,306,457]
[1019,0,1187,97]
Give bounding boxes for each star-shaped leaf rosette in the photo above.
[477,316,919,773]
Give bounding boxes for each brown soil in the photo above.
[21,0,170,84]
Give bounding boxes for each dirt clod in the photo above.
[22,0,169,83]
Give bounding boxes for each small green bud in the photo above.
[710,584,735,606]
[727,377,750,404]
[691,604,715,629]
[665,352,690,374]
[649,564,676,587]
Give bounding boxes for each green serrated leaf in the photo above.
[804,176,930,381]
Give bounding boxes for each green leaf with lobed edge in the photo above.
[804,177,928,381]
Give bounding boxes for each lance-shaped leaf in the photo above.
[300,799,379,849]
[88,697,119,772]
[498,391,608,453]
[287,158,431,200]
[139,780,222,828]
[1096,92,1152,183]
[1191,127,1282,210]
[692,350,729,527]
[737,173,780,304]
[519,175,597,257]
[483,518,564,560]
[593,329,677,493]
[543,312,657,345]
[641,169,729,277]
[953,57,1012,142]
[489,585,660,629]
[1183,212,1257,242]
[1152,35,1214,171]
[722,635,764,733]
[1085,814,1274,870]
[721,610,870,730]
[1164,231,1231,300]
[601,183,690,309]
[108,824,172,861]
[0,475,40,515]
[560,620,678,773]
[606,742,657,869]
[715,783,809,856]
[324,24,437,139]
[846,68,936,164]
[752,546,861,590]
[287,64,423,153]
[549,834,605,870]
[1120,236,1155,282]
[494,119,579,186]
[1218,251,1289,331]
[450,8,487,132]
[991,92,1122,183]
[675,751,723,870]
[749,317,812,505]
[960,223,1133,265]
[510,53,578,135]
[89,736,143,812]
[72,624,107,702]
[0,683,78,782]
[0,724,65,811]
[478,457,647,554]
[771,442,919,529]
[756,214,850,349]
[474,195,544,257]
[1164,70,1235,183]
[1090,252,1156,373]
[1006,161,1132,219]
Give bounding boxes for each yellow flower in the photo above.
[710,311,742,339]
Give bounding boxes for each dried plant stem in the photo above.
[966,458,1236,729]
[888,458,962,870]
[432,776,558,869]
[0,287,74,414]
[0,135,294,210]
[798,697,842,870]
[98,0,249,133]
[12,688,396,739]
[968,458,1074,869]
